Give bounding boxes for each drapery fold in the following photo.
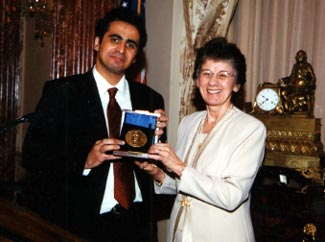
[51,0,119,78]
[180,0,238,119]
[0,0,22,181]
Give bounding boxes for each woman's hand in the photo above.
[135,161,165,184]
[148,143,186,177]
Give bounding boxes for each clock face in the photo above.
[256,88,280,111]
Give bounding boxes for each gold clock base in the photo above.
[263,152,324,184]
[253,114,325,184]
[253,114,323,156]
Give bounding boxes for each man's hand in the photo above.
[85,138,125,169]
[154,109,168,137]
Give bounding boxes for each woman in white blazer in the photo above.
[137,37,266,242]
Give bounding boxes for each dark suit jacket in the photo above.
[22,71,165,233]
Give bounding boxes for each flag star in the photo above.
[121,1,128,8]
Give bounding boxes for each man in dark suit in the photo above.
[22,7,167,242]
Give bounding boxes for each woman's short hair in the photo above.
[192,37,246,86]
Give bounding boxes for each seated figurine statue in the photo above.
[278,50,316,116]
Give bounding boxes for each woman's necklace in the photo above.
[198,105,234,150]
[197,115,207,150]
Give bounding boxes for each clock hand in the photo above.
[260,98,269,105]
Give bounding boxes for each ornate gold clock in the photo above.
[251,78,324,184]
[252,83,284,114]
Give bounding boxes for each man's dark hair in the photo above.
[95,8,147,51]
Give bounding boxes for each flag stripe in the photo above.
[137,0,141,15]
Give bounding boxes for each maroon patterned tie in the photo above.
[107,88,135,209]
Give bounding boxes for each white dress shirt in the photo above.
[84,66,143,214]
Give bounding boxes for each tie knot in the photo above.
[108,87,118,98]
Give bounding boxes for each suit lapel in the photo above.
[78,73,112,210]
[128,80,156,111]
[80,72,108,140]
[129,81,143,110]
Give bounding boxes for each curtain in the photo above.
[227,0,325,145]
[179,0,238,119]
[0,0,22,181]
[51,0,119,78]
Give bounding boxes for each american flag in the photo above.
[120,0,145,24]
[120,0,147,84]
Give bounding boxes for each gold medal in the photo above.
[125,129,148,148]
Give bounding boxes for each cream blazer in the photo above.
[155,106,266,242]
